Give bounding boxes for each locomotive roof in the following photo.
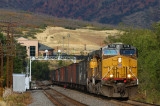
[102,43,136,50]
[88,43,137,57]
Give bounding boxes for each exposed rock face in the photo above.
[1,0,160,28]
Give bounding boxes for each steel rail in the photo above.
[50,84,157,106]
[37,81,87,106]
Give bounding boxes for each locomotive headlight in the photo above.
[127,74,131,78]
[110,74,113,78]
[118,57,122,63]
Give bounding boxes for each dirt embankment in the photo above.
[35,27,121,54]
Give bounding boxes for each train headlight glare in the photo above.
[110,74,113,78]
[128,74,131,78]
[118,57,122,63]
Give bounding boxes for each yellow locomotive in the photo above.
[88,43,138,97]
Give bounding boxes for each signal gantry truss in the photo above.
[29,55,77,81]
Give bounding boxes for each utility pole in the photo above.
[62,36,65,53]
[0,20,17,89]
[0,41,3,96]
[10,28,13,87]
[7,23,10,88]
[67,34,70,55]
[0,20,36,92]
[57,46,58,52]
[84,44,86,50]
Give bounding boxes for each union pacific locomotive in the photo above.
[51,43,138,98]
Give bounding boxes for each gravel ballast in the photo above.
[28,90,54,106]
[51,85,119,106]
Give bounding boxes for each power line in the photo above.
[0,20,26,96]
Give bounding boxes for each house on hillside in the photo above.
[38,43,54,56]
[16,37,54,57]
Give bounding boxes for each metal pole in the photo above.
[27,58,29,77]
[67,34,70,55]
[63,37,65,53]
[1,42,3,96]
[46,52,48,59]
[30,57,31,81]
[7,24,10,88]
[10,28,13,88]
[84,44,86,50]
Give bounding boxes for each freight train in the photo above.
[51,43,138,98]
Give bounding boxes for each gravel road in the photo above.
[28,90,54,106]
[51,85,120,106]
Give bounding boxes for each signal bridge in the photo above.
[30,55,76,63]
[29,55,77,81]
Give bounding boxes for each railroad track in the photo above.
[36,81,157,106]
[122,100,157,106]
[87,92,156,106]
[92,93,157,106]
[108,99,156,106]
[50,84,157,106]
[36,81,87,106]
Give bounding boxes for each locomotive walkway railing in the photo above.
[128,67,138,85]
[101,66,114,80]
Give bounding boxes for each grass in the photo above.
[24,28,44,39]
[4,92,32,106]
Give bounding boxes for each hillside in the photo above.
[35,26,121,55]
[0,0,160,28]
[0,9,113,37]
[0,9,120,54]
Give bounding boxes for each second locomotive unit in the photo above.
[51,43,138,98]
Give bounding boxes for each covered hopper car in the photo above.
[51,43,138,98]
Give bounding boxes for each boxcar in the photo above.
[60,67,65,82]
[72,63,77,84]
[52,70,56,81]
[68,64,72,83]
[75,63,79,84]
[57,68,60,82]
[64,66,68,83]
[79,60,87,85]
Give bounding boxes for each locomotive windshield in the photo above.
[120,49,135,55]
[103,50,118,55]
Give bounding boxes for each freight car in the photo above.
[51,43,138,98]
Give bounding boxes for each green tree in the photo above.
[31,61,50,80]
[104,26,160,104]
[0,32,27,86]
